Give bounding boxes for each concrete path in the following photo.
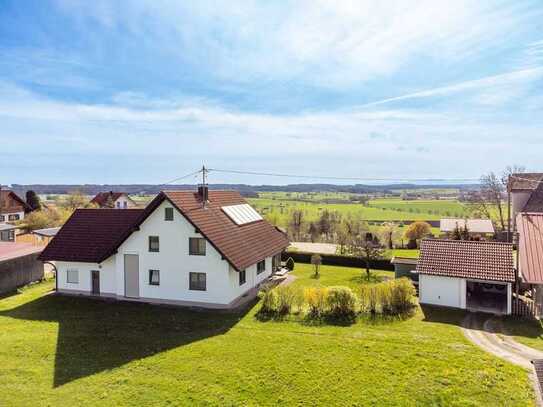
[462,313,543,405]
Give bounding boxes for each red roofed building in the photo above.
[517,212,543,316]
[0,189,32,222]
[40,187,289,309]
[417,239,514,314]
[90,191,137,209]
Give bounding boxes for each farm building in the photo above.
[0,242,44,294]
[417,239,514,315]
[39,187,289,309]
[517,212,543,316]
[0,189,32,222]
[439,218,495,237]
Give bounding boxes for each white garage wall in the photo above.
[419,274,466,309]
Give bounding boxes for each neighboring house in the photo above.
[39,188,289,309]
[508,173,543,233]
[90,191,137,209]
[516,212,543,315]
[0,189,32,222]
[0,223,17,242]
[417,239,514,315]
[440,218,495,238]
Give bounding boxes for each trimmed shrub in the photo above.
[260,288,279,314]
[276,285,299,315]
[326,286,357,318]
[304,287,328,317]
[390,278,417,314]
[285,257,295,271]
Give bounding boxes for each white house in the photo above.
[39,188,289,309]
[90,191,138,209]
[417,239,514,315]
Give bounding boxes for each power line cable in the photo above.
[207,168,479,183]
[158,169,203,186]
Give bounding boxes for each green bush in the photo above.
[326,286,357,318]
[304,287,328,317]
[260,288,279,314]
[276,285,300,315]
[285,257,295,271]
[390,278,417,314]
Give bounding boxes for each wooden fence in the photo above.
[512,295,538,318]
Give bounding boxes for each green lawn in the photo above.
[0,271,534,406]
[388,249,420,259]
[502,317,543,352]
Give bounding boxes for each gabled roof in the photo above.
[0,190,32,213]
[508,173,543,192]
[517,213,543,284]
[39,190,289,270]
[32,227,61,237]
[440,218,495,234]
[39,209,143,263]
[416,239,514,282]
[90,191,130,207]
[522,183,543,213]
[143,191,289,270]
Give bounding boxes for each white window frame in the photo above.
[149,269,160,286]
[67,269,79,284]
[257,260,266,274]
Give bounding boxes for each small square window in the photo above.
[165,207,174,221]
[189,238,206,255]
[257,260,266,274]
[239,269,246,286]
[8,214,19,221]
[0,215,5,222]
[67,269,79,284]
[189,272,206,291]
[149,270,160,286]
[149,236,160,252]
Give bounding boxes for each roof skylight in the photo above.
[222,204,263,225]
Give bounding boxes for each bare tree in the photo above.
[311,253,322,278]
[352,235,385,281]
[288,209,305,241]
[379,222,399,250]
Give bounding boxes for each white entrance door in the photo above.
[124,254,140,298]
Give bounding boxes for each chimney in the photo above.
[198,184,209,204]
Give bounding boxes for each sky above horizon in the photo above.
[1,1,542,185]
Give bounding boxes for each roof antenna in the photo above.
[199,165,209,208]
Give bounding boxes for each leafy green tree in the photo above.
[25,190,41,211]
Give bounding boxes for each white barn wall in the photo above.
[419,274,466,309]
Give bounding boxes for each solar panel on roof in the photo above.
[222,204,263,225]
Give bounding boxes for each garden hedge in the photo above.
[281,251,394,271]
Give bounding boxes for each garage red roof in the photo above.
[39,209,143,262]
[39,190,289,270]
[517,213,543,284]
[416,239,514,282]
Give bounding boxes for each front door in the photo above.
[124,254,140,298]
[91,270,100,295]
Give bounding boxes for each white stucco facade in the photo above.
[114,195,137,209]
[0,211,24,222]
[55,200,277,308]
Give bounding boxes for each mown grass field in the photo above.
[0,266,534,406]
[502,317,543,352]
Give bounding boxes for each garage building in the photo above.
[417,239,514,315]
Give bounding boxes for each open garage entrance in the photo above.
[466,281,509,314]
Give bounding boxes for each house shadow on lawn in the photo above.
[419,304,467,326]
[0,294,248,388]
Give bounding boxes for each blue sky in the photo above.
[1,0,542,185]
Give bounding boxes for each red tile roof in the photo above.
[39,190,289,270]
[517,213,543,284]
[149,190,289,270]
[0,190,31,214]
[416,239,514,282]
[90,192,128,207]
[39,209,143,262]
